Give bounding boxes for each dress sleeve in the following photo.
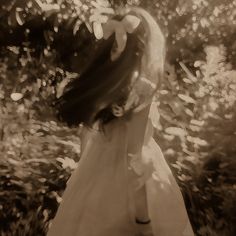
[125,76,157,113]
[119,75,160,190]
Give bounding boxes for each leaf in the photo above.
[183,78,193,84]
[10,93,23,101]
[165,127,187,137]
[187,136,208,146]
[149,102,160,129]
[185,108,194,117]
[91,0,105,8]
[7,158,21,166]
[89,13,108,24]
[73,20,81,35]
[56,157,78,169]
[209,101,218,111]
[96,0,110,7]
[41,3,60,15]
[160,90,168,95]
[200,18,210,28]
[33,0,44,10]
[73,0,82,7]
[15,11,24,26]
[85,21,93,33]
[7,46,20,54]
[189,125,201,132]
[56,79,71,98]
[190,119,204,126]
[168,101,183,116]
[93,21,103,39]
[194,60,204,67]
[178,94,196,104]
[91,0,103,8]
[163,134,175,141]
[179,62,197,82]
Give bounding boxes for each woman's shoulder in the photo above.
[110,75,157,118]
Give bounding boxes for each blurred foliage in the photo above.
[0,45,81,235]
[156,45,236,236]
[0,0,236,235]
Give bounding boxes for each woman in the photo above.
[47,7,194,236]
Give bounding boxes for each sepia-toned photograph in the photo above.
[0,0,235,235]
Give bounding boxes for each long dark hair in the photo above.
[55,8,165,127]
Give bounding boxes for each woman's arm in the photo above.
[127,105,152,223]
[127,105,150,154]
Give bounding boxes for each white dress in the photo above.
[47,103,194,235]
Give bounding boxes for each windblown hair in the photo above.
[55,7,165,127]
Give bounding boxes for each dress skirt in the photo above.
[47,119,194,236]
